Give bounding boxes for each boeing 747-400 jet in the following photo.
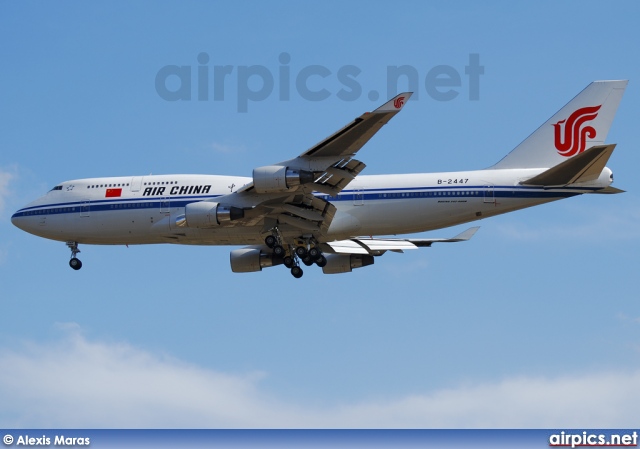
[12,80,627,278]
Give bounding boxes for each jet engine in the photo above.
[253,165,315,193]
[230,247,283,272]
[178,201,244,228]
[322,254,374,274]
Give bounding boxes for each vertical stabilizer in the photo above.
[492,80,627,169]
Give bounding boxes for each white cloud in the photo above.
[0,167,16,216]
[1,326,639,428]
[210,141,246,154]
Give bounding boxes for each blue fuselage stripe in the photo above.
[11,186,583,219]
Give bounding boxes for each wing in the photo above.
[239,91,412,196]
[203,92,413,239]
[316,227,479,274]
[325,227,480,254]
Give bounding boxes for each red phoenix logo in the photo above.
[393,96,405,109]
[553,105,601,157]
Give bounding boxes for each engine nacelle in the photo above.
[253,165,315,193]
[230,248,283,273]
[322,254,375,274]
[179,201,244,228]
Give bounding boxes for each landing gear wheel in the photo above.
[295,246,308,258]
[69,257,82,270]
[283,256,294,268]
[308,247,321,260]
[66,242,82,270]
[273,245,285,257]
[302,256,314,266]
[315,255,327,268]
[291,266,303,278]
[265,235,277,248]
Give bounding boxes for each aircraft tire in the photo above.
[308,247,321,260]
[265,235,277,248]
[69,258,82,270]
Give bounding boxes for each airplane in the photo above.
[11,80,627,278]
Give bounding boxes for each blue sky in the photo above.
[1,1,639,427]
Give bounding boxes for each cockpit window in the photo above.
[49,186,63,191]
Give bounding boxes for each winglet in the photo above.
[448,226,481,242]
[374,92,412,112]
[406,226,480,247]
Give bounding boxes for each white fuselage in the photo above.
[12,169,611,245]
[11,167,613,247]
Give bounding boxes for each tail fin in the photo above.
[491,80,627,169]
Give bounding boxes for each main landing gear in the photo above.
[66,241,82,270]
[264,234,327,279]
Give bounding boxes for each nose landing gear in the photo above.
[66,241,82,270]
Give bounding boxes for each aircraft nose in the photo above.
[11,208,32,232]
[11,210,23,229]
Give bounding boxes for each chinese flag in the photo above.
[105,188,122,198]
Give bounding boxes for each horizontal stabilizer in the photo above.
[520,144,615,187]
[593,186,625,194]
[326,227,479,254]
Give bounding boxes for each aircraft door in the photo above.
[165,196,181,230]
[130,177,143,192]
[353,188,366,206]
[160,197,170,215]
[80,200,90,217]
[483,185,495,203]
